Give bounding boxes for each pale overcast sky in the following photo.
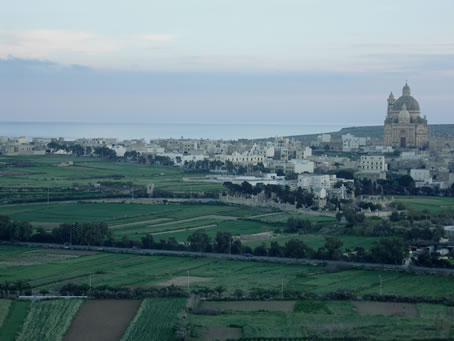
[0,0,453,125]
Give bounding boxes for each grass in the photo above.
[121,298,187,341]
[0,202,269,225]
[2,245,454,299]
[0,300,30,341]
[0,299,12,329]
[394,195,454,213]
[155,219,275,242]
[16,299,83,341]
[0,155,224,203]
[189,300,454,339]
[293,300,332,314]
[243,233,384,251]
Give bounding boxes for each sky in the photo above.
[0,0,453,126]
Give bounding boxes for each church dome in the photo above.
[392,95,420,111]
[398,103,410,123]
[392,82,420,111]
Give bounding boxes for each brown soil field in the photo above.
[30,222,62,228]
[64,300,141,341]
[199,327,242,341]
[151,224,216,236]
[0,249,90,266]
[155,276,213,287]
[354,301,419,318]
[240,231,274,242]
[200,300,296,312]
[36,249,98,256]
[110,218,170,229]
[63,166,99,171]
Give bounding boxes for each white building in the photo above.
[360,155,386,172]
[342,134,366,152]
[410,169,431,182]
[318,134,331,143]
[303,147,312,158]
[264,159,314,174]
[298,174,331,189]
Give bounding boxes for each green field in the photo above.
[242,233,384,251]
[0,300,12,329]
[0,155,223,202]
[16,299,83,341]
[0,300,30,341]
[0,202,268,225]
[395,195,454,213]
[121,298,187,341]
[189,300,454,339]
[2,245,454,299]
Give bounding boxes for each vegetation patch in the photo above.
[121,298,187,341]
[17,299,83,341]
[0,299,12,329]
[293,300,332,314]
[200,300,296,313]
[155,276,213,288]
[0,300,30,341]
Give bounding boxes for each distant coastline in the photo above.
[0,121,452,141]
[0,121,352,140]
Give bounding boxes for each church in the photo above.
[384,82,428,149]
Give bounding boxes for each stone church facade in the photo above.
[384,83,428,149]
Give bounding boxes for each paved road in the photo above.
[4,241,454,275]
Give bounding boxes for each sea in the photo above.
[0,121,352,141]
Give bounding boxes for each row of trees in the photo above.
[47,142,117,159]
[0,217,112,246]
[355,175,454,197]
[223,182,315,208]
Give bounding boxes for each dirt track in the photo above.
[111,215,237,230]
[354,301,419,317]
[64,300,141,341]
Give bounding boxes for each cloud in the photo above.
[139,34,175,42]
[0,30,175,67]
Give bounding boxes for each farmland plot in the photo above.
[0,301,30,341]
[17,299,83,341]
[121,298,187,341]
[64,300,141,341]
[0,299,12,328]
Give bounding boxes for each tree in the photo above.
[268,242,284,257]
[141,234,155,249]
[214,285,226,297]
[369,239,407,265]
[253,244,268,256]
[284,239,313,258]
[324,237,343,260]
[214,232,233,253]
[187,231,211,252]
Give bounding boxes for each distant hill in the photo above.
[276,124,454,142]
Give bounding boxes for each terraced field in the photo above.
[394,195,454,213]
[122,298,187,341]
[190,300,454,339]
[2,245,454,299]
[17,299,83,341]
[0,301,30,341]
[0,155,223,201]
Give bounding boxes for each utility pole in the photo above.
[379,275,383,295]
[187,270,190,294]
[47,187,50,205]
[281,279,284,299]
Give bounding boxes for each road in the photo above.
[3,241,454,275]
